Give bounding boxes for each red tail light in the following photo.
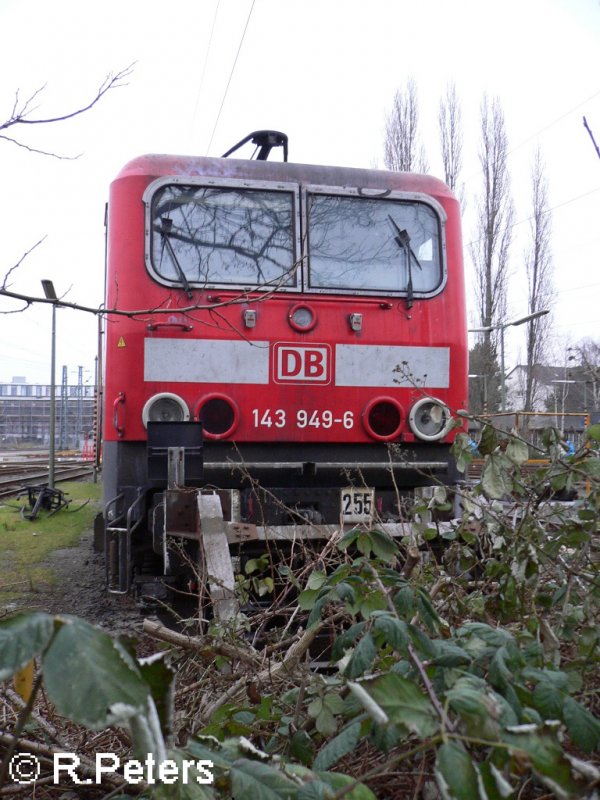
[195,394,239,439]
[362,397,403,441]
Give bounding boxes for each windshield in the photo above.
[145,182,445,297]
[307,194,442,294]
[148,184,297,289]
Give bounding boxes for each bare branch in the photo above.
[1,237,46,290]
[6,85,46,124]
[0,278,299,321]
[0,133,80,159]
[1,300,32,314]
[0,65,134,131]
[583,115,600,161]
[0,64,135,158]
[142,619,261,667]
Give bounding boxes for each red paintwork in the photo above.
[103,155,468,445]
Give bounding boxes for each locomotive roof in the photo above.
[114,154,456,201]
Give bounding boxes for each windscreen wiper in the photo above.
[158,217,193,299]
[388,215,423,309]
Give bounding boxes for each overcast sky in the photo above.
[1,0,599,386]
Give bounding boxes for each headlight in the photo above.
[409,398,453,441]
[142,393,190,427]
[288,303,316,332]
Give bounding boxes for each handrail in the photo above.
[146,321,193,332]
[113,392,125,438]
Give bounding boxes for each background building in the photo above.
[506,364,600,416]
[0,370,96,450]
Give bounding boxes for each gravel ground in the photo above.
[11,527,145,637]
[0,529,153,797]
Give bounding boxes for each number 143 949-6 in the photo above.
[251,409,354,429]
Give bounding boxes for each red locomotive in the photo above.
[102,132,468,600]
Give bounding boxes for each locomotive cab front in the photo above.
[102,140,468,601]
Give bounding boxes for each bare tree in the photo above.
[470,95,513,409]
[438,82,464,204]
[1,66,134,294]
[0,65,133,159]
[523,147,554,411]
[468,340,501,415]
[383,77,428,173]
[567,338,600,411]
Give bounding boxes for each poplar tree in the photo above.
[523,147,554,410]
[438,82,464,204]
[383,77,428,173]
[470,95,513,411]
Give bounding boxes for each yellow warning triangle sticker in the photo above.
[117,337,126,348]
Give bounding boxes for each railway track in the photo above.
[0,460,96,500]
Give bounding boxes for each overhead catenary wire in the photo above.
[454,86,600,244]
[463,183,600,251]
[507,88,600,158]
[190,0,221,148]
[461,91,600,342]
[458,86,600,187]
[205,0,256,156]
[556,280,600,295]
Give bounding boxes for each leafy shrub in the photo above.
[1,422,600,798]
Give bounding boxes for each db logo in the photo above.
[273,343,331,384]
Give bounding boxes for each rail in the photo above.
[0,461,95,500]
